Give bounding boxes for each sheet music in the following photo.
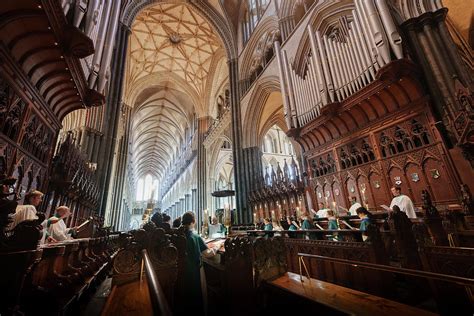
[380,205,392,211]
[76,219,90,230]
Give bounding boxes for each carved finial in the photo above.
[422,190,440,218]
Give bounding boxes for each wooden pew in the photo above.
[18,237,116,314]
[264,272,438,316]
[414,224,474,315]
[0,249,43,315]
[103,224,179,315]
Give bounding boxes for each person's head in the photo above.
[356,207,372,219]
[0,174,16,195]
[55,206,71,219]
[318,202,324,209]
[211,216,218,225]
[25,190,44,207]
[182,211,196,229]
[151,212,163,226]
[264,218,270,224]
[391,186,402,197]
[350,196,357,204]
[392,205,401,213]
[172,217,181,228]
[162,214,171,224]
[327,210,335,217]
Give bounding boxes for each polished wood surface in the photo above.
[101,280,153,316]
[269,272,438,316]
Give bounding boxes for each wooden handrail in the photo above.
[141,249,172,316]
[297,252,474,286]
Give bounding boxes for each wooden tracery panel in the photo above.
[423,158,456,202]
[405,162,429,204]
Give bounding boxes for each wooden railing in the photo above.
[297,252,474,287]
[141,249,172,316]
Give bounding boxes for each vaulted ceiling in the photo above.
[125,3,227,184]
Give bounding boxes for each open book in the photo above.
[380,205,392,212]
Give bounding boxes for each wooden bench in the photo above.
[265,272,438,316]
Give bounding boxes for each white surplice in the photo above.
[390,194,417,218]
[348,202,362,216]
[8,205,38,231]
[48,217,73,241]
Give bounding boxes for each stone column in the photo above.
[401,9,473,170]
[98,23,130,215]
[242,146,264,201]
[192,188,197,214]
[196,117,210,231]
[228,58,250,224]
[185,193,190,211]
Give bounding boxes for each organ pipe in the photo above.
[274,41,292,129]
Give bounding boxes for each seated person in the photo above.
[348,196,362,216]
[327,210,338,230]
[172,217,181,228]
[316,202,329,218]
[263,218,273,231]
[301,215,314,230]
[287,217,298,231]
[208,216,225,237]
[46,206,77,242]
[356,207,373,241]
[9,190,44,231]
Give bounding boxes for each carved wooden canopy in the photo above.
[0,0,104,122]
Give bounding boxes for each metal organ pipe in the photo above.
[281,50,298,128]
[316,31,335,103]
[375,0,403,59]
[98,0,122,93]
[353,9,379,74]
[274,42,292,129]
[330,38,349,98]
[349,23,375,85]
[355,0,384,68]
[88,0,113,89]
[350,21,374,81]
[347,26,368,85]
[324,35,342,101]
[73,0,88,28]
[345,37,363,89]
[307,25,328,105]
[359,0,391,65]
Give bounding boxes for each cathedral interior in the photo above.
[0,0,473,315]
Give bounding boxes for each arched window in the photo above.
[136,178,144,201]
[241,0,271,44]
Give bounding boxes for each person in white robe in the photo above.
[348,197,362,216]
[315,202,329,218]
[8,190,44,231]
[208,216,225,238]
[46,206,77,242]
[390,186,417,218]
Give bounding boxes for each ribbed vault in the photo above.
[126,2,226,185]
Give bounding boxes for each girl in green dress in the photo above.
[356,207,373,241]
[178,211,216,315]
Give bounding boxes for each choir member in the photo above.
[9,190,44,231]
[178,211,216,315]
[348,197,362,216]
[316,202,329,218]
[172,217,181,228]
[287,217,297,231]
[390,186,417,218]
[263,218,273,231]
[46,206,76,242]
[208,216,225,237]
[326,210,338,230]
[356,207,373,241]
